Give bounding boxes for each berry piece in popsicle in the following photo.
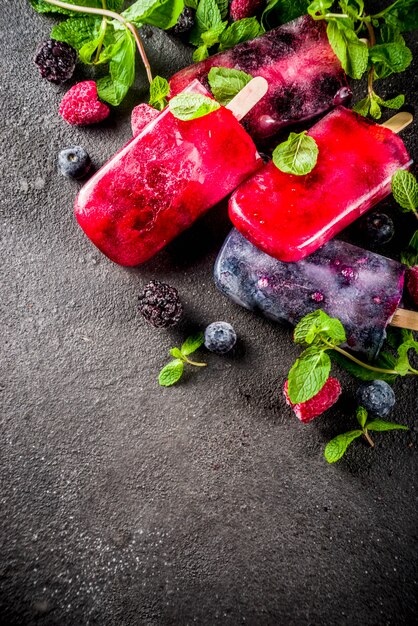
[74,79,264,266]
[214,229,411,360]
[229,107,411,263]
[169,15,351,141]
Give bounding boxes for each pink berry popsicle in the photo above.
[214,230,418,359]
[74,79,265,266]
[169,15,351,141]
[229,107,412,263]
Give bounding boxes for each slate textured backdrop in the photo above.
[1,1,417,624]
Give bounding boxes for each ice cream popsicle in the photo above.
[214,229,418,359]
[75,79,265,266]
[229,107,412,263]
[169,15,351,141]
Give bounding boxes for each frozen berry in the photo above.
[356,380,395,417]
[138,280,183,328]
[407,266,418,307]
[204,322,237,354]
[59,81,110,126]
[131,103,160,136]
[230,0,265,21]
[58,146,92,180]
[283,377,341,423]
[358,211,395,245]
[34,39,77,85]
[169,7,195,35]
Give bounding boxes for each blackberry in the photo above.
[34,39,77,85]
[204,322,237,354]
[170,7,195,36]
[138,281,183,328]
[358,211,395,245]
[356,380,396,418]
[58,146,92,180]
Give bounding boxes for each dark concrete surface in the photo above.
[1,1,417,624]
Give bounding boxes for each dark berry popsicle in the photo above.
[214,229,406,359]
[169,15,351,141]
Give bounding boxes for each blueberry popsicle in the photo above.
[169,15,351,141]
[214,229,414,360]
[74,79,264,266]
[229,107,412,263]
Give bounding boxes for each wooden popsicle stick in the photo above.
[381,112,413,134]
[226,76,268,121]
[390,308,418,331]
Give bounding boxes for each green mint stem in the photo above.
[43,0,153,84]
[183,357,207,367]
[364,19,376,99]
[325,13,349,18]
[321,339,403,376]
[363,429,375,447]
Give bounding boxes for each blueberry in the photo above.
[358,211,395,245]
[356,380,396,417]
[204,322,237,355]
[58,146,92,180]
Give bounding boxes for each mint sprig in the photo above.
[287,310,417,405]
[272,131,319,176]
[324,406,408,463]
[30,0,185,105]
[168,93,221,120]
[149,75,170,111]
[159,332,207,386]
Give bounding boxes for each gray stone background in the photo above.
[1,1,417,624]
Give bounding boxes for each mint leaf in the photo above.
[293,311,346,346]
[401,231,418,267]
[394,340,418,375]
[193,45,209,61]
[330,351,398,383]
[51,15,102,50]
[356,406,368,429]
[185,0,198,7]
[96,30,135,106]
[369,96,382,120]
[272,131,319,176]
[326,20,368,80]
[170,347,184,359]
[122,0,184,30]
[353,96,371,117]
[307,0,333,19]
[159,359,184,386]
[208,67,252,105]
[391,170,418,213]
[324,430,362,463]
[369,42,412,79]
[261,0,308,30]
[366,420,409,432]
[169,93,220,120]
[215,0,228,19]
[149,75,170,111]
[383,0,418,33]
[218,18,263,51]
[181,332,205,356]
[190,0,223,45]
[201,26,226,47]
[374,93,405,109]
[288,347,331,404]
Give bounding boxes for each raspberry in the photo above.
[34,39,77,85]
[138,280,183,328]
[230,0,265,21]
[131,103,160,136]
[407,266,418,307]
[59,81,110,126]
[283,377,342,423]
